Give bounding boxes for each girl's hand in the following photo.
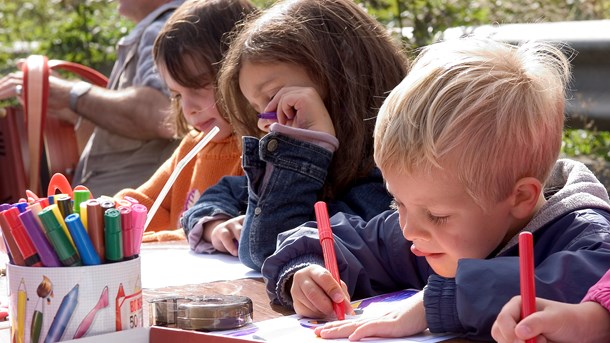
[492,295,610,343]
[265,86,335,137]
[291,264,351,318]
[204,215,244,256]
[313,291,428,341]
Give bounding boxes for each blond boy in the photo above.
[261,38,610,340]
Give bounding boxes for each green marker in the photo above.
[73,189,91,216]
[104,208,123,263]
[38,207,81,266]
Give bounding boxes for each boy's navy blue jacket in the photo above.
[262,159,610,340]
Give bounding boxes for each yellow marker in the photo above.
[80,202,88,232]
[48,204,75,247]
[17,278,26,343]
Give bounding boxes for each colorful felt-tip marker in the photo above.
[2,207,42,267]
[86,199,105,261]
[256,111,277,120]
[104,208,123,262]
[314,201,345,320]
[13,202,28,213]
[65,214,101,265]
[79,202,88,231]
[0,206,26,266]
[18,209,62,267]
[118,206,134,260]
[73,189,90,215]
[519,231,536,343]
[99,198,116,211]
[48,204,75,248]
[55,194,73,219]
[38,207,81,267]
[131,204,147,256]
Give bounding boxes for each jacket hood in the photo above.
[499,158,610,253]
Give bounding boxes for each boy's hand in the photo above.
[492,295,610,343]
[291,264,351,318]
[204,215,244,256]
[313,291,427,341]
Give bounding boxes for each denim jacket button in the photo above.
[254,207,262,215]
[266,139,278,152]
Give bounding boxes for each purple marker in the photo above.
[256,111,277,120]
[18,210,62,267]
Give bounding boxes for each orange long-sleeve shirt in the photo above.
[115,130,243,232]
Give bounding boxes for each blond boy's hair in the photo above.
[374,38,571,208]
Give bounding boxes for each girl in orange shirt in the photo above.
[115,0,256,238]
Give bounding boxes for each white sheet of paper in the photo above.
[139,241,261,289]
[213,289,457,343]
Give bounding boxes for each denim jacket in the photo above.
[261,159,610,340]
[181,129,392,271]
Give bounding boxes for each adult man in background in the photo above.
[0,0,184,196]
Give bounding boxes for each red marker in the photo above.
[519,231,536,343]
[314,201,345,320]
[2,207,42,266]
[0,207,26,266]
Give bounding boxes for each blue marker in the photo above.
[13,202,28,213]
[64,214,101,265]
[45,284,79,343]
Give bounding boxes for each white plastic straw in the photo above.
[143,126,220,231]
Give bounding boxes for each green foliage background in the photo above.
[1,0,610,166]
[2,0,608,74]
[0,0,131,75]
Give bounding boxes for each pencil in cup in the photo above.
[519,231,536,343]
[314,201,345,320]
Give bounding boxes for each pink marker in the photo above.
[119,206,134,260]
[131,204,147,255]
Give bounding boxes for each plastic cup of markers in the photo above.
[6,257,142,343]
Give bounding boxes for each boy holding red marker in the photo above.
[261,38,610,341]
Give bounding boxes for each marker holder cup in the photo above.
[7,257,142,343]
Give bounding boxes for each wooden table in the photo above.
[142,277,471,342]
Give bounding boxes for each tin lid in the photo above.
[177,295,253,331]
